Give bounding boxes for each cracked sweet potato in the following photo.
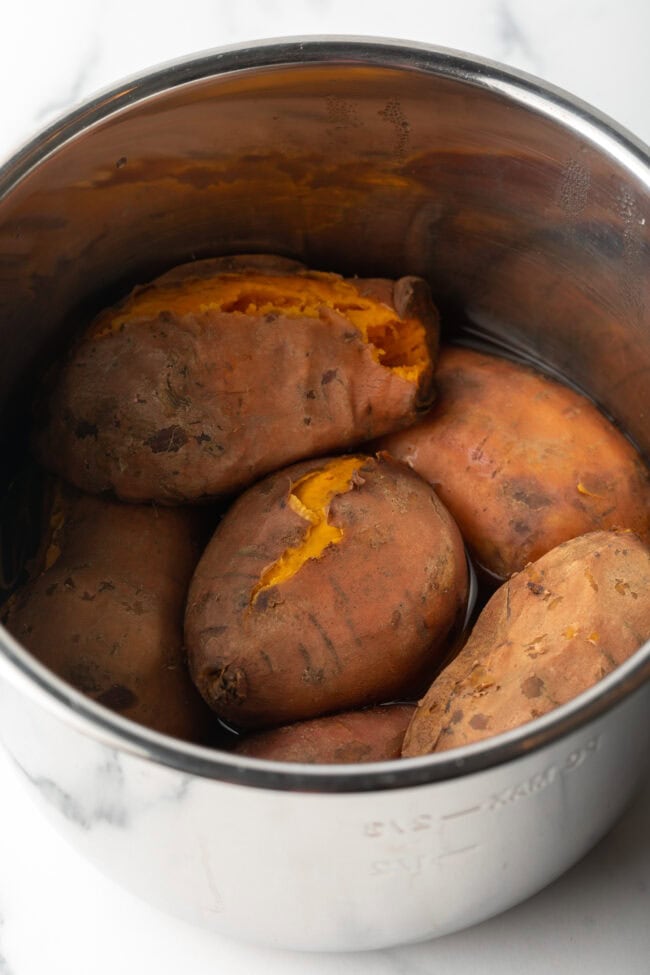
[233,704,415,764]
[402,530,650,756]
[378,346,650,582]
[2,481,210,740]
[34,254,439,504]
[185,453,468,730]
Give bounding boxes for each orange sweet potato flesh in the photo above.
[2,481,210,741]
[379,346,650,582]
[34,254,439,504]
[402,530,650,756]
[233,704,415,764]
[185,453,468,730]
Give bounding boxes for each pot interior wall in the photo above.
[0,57,648,462]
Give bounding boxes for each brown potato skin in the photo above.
[34,255,439,504]
[233,704,414,764]
[378,346,650,581]
[185,454,468,730]
[2,482,211,741]
[402,530,650,756]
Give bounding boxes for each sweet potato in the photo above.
[402,530,650,756]
[378,346,650,581]
[185,453,468,730]
[34,255,439,504]
[233,704,414,763]
[2,481,210,740]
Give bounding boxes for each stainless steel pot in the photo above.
[0,38,648,952]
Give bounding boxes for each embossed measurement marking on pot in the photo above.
[370,844,478,877]
[443,734,602,819]
[362,734,602,837]
[363,813,434,839]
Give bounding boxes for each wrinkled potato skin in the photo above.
[233,704,415,764]
[34,255,439,504]
[379,346,650,581]
[185,454,468,730]
[402,530,650,756]
[2,482,210,741]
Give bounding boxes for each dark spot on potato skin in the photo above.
[321,369,337,385]
[521,675,544,698]
[145,425,189,453]
[527,581,546,595]
[96,685,138,711]
[303,416,312,426]
[469,713,489,730]
[259,651,275,674]
[305,389,316,400]
[45,583,58,596]
[253,587,282,612]
[509,485,552,509]
[450,709,464,725]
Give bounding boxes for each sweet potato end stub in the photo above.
[33,257,440,503]
[184,453,469,731]
[402,529,650,757]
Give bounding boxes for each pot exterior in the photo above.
[1,666,647,951]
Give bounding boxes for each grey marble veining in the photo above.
[496,0,542,69]
[0,915,11,975]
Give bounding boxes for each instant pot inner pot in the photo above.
[1,56,648,596]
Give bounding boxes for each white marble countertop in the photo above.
[1,2,649,972]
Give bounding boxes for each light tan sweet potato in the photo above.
[233,704,415,764]
[379,346,650,581]
[402,530,650,756]
[185,453,468,730]
[2,481,211,740]
[34,255,439,504]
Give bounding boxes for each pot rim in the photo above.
[1,36,649,793]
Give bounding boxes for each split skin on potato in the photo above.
[35,255,440,504]
[185,453,468,730]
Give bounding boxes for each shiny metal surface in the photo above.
[0,38,649,950]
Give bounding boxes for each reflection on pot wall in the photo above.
[0,64,648,452]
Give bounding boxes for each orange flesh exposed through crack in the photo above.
[92,272,430,383]
[251,456,366,602]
